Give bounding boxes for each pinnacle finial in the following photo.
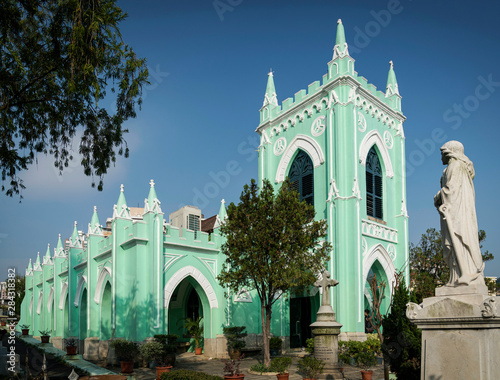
[221,199,225,204]
[74,221,77,227]
[389,60,394,69]
[93,205,97,213]
[120,184,124,192]
[337,19,342,24]
[59,233,61,239]
[150,179,155,187]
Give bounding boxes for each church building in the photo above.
[18,19,408,358]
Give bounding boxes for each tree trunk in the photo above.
[261,303,272,367]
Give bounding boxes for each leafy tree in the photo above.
[2,275,24,317]
[1,0,149,197]
[409,228,493,303]
[217,179,331,367]
[382,272,421,380]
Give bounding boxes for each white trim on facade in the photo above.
[74,275,87,307]
[275,134,325,183]
[163,266,218,309]
[362,243,396,296]
[94,267,112,304]
[59,282,68,310]
[359,130,394,178]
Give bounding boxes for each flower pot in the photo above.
[276,374,289,380]
[22,329,29,336]
[155,365,172,379]
[41,335,50,343]
[1,322,6,326]
[66,346,77,355]
[361,370,373,380]
[120,361,134,374]
[223,375,245,380]
[195,347,203,355]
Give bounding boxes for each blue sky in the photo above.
[1,0,500,278]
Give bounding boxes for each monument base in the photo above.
[407,293,499,380]
[310,306,343,380]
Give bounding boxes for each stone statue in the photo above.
[434,141,485,287]
[314,270,339,306]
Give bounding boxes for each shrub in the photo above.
[382,277,421,380]
[269,337,282,350]
[110,339,139,362]
[270,357,292,374]
[223,326,247,352]
[160,369,223,380]
[305,337,314,354]
[297,356,325,378]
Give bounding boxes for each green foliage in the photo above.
[64,337,77,347]
[382,277,421,380]
[183,317,203,348]
[485,277,497,294]
[19,324,30,329]
[160,369,223,380]
[217,178,331,366]
[154,334,179,355]
[0,0,149,197]
[305,337,314,354]
[140,341,167,366]
[297,356,325,378]
[338,340,378,370]
[223,326,247,351]
[271,357,292,374]
[269,337,282,350]
[110,338,139,361]
[410,228,493,303]
[39,329,51,336]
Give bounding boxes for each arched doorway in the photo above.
[289,290,320,348]
[100,282,112,340]
[364,261,391,318]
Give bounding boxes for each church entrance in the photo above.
[167,277,205,351]
[290,296,312,348]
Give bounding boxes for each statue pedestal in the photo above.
[310,305,343,379]
[407,291,500,380]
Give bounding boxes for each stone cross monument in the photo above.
[310,270,343,379]
[407,141,499,380]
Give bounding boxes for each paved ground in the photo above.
[100,352,387,380]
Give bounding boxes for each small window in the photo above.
[187,214,200,232]
[289,150,314,205]
[366,147,383,220]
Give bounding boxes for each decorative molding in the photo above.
[387,244,396,261]
[363,243,396,297]
[359,130,394,178]
[59,282,68,310]
[332,42,350,60]
[361,238,368,257]
[47,287,54,312]
[481,297,496,318]
[29,294,33,314]
[273,137,287,156]
[275,134,325,183]
[37,291,43,315]
[362,219,398,243]
[164,266,219,309]
[74,275,87,307]
[311,116,326,137]
[163,253,186,273]
[197,258,217,278]
[357,112,367,132]
[383,131,393,149]
[94,267,112,304]
[355,94,397,129]
[406,302,422,320]
[234,289,253,303]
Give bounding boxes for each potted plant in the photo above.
[271,357,292,380]
[64,338,78,355]
[140,341,172,379]
[154,334,178,366]
[223,354,245,379]
[20,324,30,336]
[354,346,377,380]
[110,338,139,374]
[223,326,247,359]
[1,320,6,326]
[297,356,325,380]
[269,337,282,357]
[183,317,203,354]
[39,329,51,344]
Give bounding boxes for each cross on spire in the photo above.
[150,179,155,187]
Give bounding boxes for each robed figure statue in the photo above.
[434,141,485,287]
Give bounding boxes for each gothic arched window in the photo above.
[289,150,314,205]
[366,146,383,220]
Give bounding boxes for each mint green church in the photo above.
[18,20,408,359]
